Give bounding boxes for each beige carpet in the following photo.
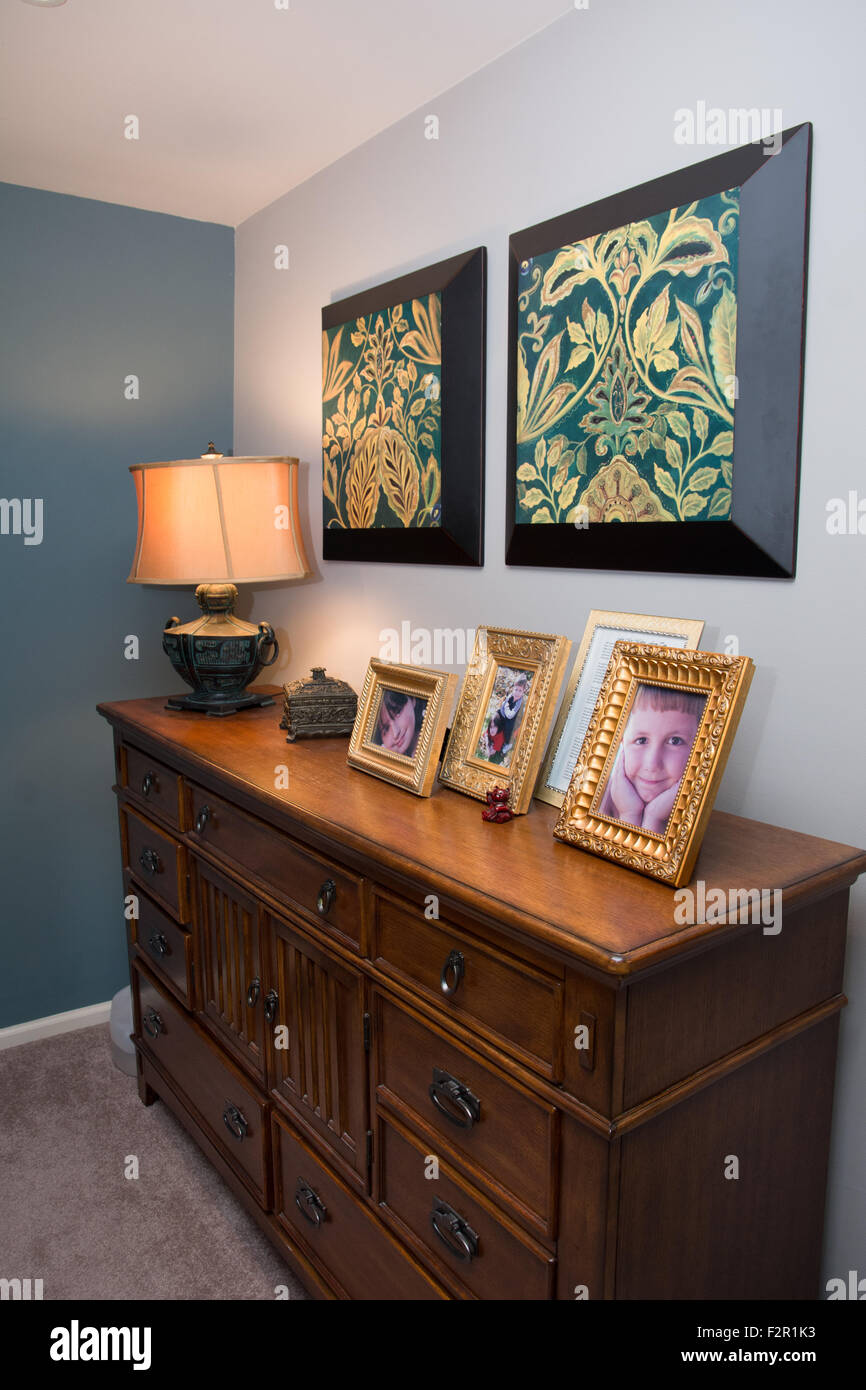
[0,1024,309,1301]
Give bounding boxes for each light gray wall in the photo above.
[235,0,865,1290]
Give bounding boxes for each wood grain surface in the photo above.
[100,691,866,978]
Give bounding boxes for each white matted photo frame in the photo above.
[439,625,572,815]
[535,610,705,808]
[348,660,457,797]
[553,642,754,887]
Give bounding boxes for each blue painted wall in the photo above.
[0,182,234,1028]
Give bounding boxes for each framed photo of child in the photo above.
[554,642,754,887]
[535,610,705,808]
[439,626,572,815]
[348,660,457,797]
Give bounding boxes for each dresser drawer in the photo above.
[272,1110,447,1301]
[127,879,194,1007]
[120,743,184,830]
[132,961,269,1206]
[372,891,563,1080]
[188,783,363,951]
[374,993,556,1239]
[378,1115,555,1300]
[121,805,189,922]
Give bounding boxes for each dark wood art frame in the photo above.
[506,124,812,578]
[323,247,486,566]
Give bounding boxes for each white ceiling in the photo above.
[0,0,570,226]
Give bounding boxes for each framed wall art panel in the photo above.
[323,246,486,566]
[506,124,812,578]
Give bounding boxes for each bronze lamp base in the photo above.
[162,583,278,717]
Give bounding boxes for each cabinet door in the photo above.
[192,855,265,1083]
[264,909,368,1193]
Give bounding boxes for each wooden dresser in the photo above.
[98,692,866,1300]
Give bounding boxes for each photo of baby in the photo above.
[370,689,428,758]
[597,683,707,835]
[474,666,534,769]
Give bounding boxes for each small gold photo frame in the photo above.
[536,611,705,808]
[347,660,457,797]
[553,642,754,887]
[439,626,572,815]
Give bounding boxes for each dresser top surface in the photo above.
[99,693,866,977]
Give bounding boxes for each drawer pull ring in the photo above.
[223,1103,248,1142]
[440,949,465,997]
[430,1199,478,1263]
[247,978,261,1008]
[263,989,279,1024]
[139,847,162,876]
[141,772,157,798]
[195,805,211,835]
[429,1068,481,1129]
[148,931,169,958]
[295,1179,327,1228]
[316,879,336,915]
[143,1007,163,1038]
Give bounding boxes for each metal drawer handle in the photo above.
[223,1103,248,1142]
[429,1068,481,1130]
[263,989,279,1025]
[430,1199,478,1263]
[143,1007,163,1038]
[195,805,211,835]
[141,771,157,798]
[247,977,261,1008]
[316,879,336,915]
[139,847,162,876]
[148,931,169,958]
[440,949,465,997]
[295,1179,327,1228]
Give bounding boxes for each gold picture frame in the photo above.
[553,642,754,887]
[439,626,572,815]
[536,611,705,808]
[347,660,457,797]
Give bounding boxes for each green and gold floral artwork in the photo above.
[515,189,740,525]
[322,294,442,529]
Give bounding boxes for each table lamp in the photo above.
[127,446,309,716]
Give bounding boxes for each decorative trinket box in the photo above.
[280,667,358,741]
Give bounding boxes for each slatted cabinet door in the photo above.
[192,855,266,1084]
[264,909,369,1193]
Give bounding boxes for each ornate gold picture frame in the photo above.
[536,610,705,808]
[439,626,572,815]
[347,660,457,797]
[554,643,754,886]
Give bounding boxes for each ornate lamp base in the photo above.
[165,689,275,717]
[162,583,279,717]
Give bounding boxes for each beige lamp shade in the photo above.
[127,456,309,585]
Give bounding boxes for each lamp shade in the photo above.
[127,456,309,585]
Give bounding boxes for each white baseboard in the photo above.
[0,1001,112,1050]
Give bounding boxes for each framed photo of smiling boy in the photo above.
[554,642,754,887]
[347,660,457,797]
